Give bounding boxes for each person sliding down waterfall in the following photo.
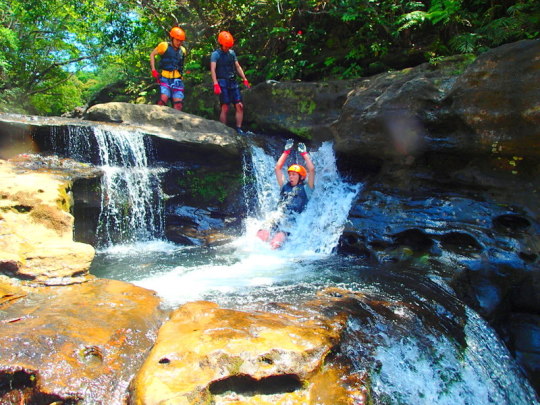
[256,139,316,249]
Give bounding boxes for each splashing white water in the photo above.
[367,307,539,404]
[242,141,361,256]
[130,141,361,305]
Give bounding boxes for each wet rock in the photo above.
[508,314,540,391]
[392,228,434,254]
[0,276,165,404]
[165,205,240,246]
[341,187,539,270]
[0,159,95,283]
[511,270,540,314]
[130,300,367,404]
[440,231,483,256]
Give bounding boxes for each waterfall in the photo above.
[124,141,361,305]
[92,127,164,246]
[245,141,361,255]
[55,125,164,247]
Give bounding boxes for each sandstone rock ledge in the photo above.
[0,158,97,285]
[130,300,368,405]
[0,276,165,404]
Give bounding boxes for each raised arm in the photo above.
[275,139,294,187]
[298,143,315,189]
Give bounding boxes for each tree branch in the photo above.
[27,74,73,96]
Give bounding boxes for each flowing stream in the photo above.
[81,129,538,404]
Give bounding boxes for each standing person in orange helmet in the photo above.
[256,139,316,249]
[210,31,251,135]
[150,27,187,111]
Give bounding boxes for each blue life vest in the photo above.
[159,43,185,72]
[279,182,309,214]
[213,49,236,79]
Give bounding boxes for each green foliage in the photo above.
[449,33,480,53]
[178,170,241,206]
[1,0,539,114]
[30,75,85,115]
[0,0,151,113]
[0,26,18,74]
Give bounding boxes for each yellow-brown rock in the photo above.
[130,300,367,404]
[0,276,165,404]
[0,159,95,283]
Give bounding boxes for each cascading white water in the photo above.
[92,126,164,246]
[57,125,164,247]
[357,307,539,404]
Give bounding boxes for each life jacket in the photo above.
[214,49,236,79]
[279,182,309,214]
[159,43,185,73]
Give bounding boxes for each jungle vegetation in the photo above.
[1,0,538,115]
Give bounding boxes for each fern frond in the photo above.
[449,33,479,53]
[398,11,428,31]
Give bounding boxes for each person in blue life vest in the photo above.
[150,27,187,111]
[256,139,316,249]
[210,31,251,135]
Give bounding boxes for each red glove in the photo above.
[213,83,222,94]
[243,79,251,88]
[151,69,159,79]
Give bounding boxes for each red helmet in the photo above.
[218,31,234,47]
[170,27,186,41]
[287,164,307,179]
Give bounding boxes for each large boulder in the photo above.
[0,276,165,404]
[243,80,354,139]
[129,299,367,404]
[83,102,245,158]
[446,39,540,157]
[330,57,468,159]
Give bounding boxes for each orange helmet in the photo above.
[287,164,307,179]
[170,27,186,41]
[218,31,234,47]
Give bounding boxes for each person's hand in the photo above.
[283,138,294,155]
[298,142,307,155]
[213,83,221,94]
[151,69,160,79]
[243,79,251,88]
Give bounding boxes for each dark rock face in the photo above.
[243,80,354,139]
[447,40,540,157]
[238,39,540,393]
[331,61,458,159]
